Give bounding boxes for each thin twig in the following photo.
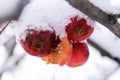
[0,21,11,35]
[88,39,120,64]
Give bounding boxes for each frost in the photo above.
[18,0,94,38]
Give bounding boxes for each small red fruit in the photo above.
[67,42,89,67]
[21,29,60,57]
[42,37,72,66]
[65,16,94,42]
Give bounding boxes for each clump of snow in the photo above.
[13,20,55,44]
[18,0,94,39]
[89,0,120,14]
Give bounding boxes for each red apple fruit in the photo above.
[21,29,60,57]
[65,16,94,42]
[67,42,89,67]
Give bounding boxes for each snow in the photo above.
[14,21,55,42]
[0,21,15,44]
[111,0,120,8]
[107,68,120,80]
[89,22,120,58]
[89,0,120,14]
[0,0,20,18]
[117,18,120,24]
[18,0,94,39]
[1,71,14,80]
[1,43,118,80]
[0,46,7,67]
[0,0,120,80]
[54,44,119,80]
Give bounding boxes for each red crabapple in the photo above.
[65,16,94,42]
[67,42,89,67]
[21,29,60,57]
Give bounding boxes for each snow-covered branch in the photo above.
[88,39,120,64]
[0,0,30,24]
[67,0,120,38]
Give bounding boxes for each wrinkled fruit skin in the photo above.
[21,29,60,57]
[67,42,89,67]
[42,37,72,66]
[65,16,94,42]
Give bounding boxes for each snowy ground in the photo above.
[0,0,120,80]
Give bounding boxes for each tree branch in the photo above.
[88,39,120,64]
[0,0,30,24]
[66,0,120,38]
